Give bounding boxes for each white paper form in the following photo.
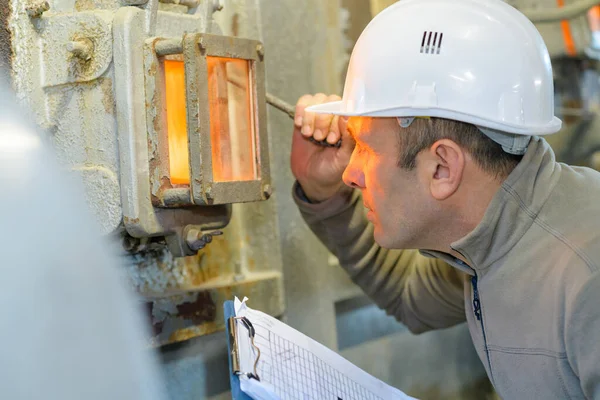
[233,297,418,400]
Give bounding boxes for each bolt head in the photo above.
[26,0,50,17]
[256,44,264,58]
[262,184,272,199]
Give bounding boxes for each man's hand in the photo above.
[290,93,355,202]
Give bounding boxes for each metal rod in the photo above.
[155,38,183,56]
[159,0,200,7]
[266,93,295,119]
[266,93,341,148]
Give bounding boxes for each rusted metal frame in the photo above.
[144,271,284,346]
[184,32,272,205]
[144,37,194,208]
[183,33,209,204]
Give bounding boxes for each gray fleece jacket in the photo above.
[293,137,600,399]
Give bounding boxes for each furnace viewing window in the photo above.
[163,57,190,186]
[144,33,271,207]
[206,56,258,183]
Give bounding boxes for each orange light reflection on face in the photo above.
[164,59,190,185]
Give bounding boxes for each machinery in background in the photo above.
[1,0,284,346]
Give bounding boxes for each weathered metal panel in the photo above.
[8,0,285,345]
[0,0,12,76]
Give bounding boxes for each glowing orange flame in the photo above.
[207,56,258,182]
[164,59,190,185]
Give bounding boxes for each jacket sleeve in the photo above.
[566,273,600,399]
[293,182,466,333]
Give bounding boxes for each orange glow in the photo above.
[589,6,600,32]
[207,56,258,182]
[557,0,576,56]
[164,59,190,185]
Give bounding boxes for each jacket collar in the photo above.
[420,137,561,275]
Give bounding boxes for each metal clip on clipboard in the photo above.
[228,316,261,381]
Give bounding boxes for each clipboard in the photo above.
[224,298,417,400]
[224,300,253,400]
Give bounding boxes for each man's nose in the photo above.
[342,159,365,189]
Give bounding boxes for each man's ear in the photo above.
[425,139,465,200]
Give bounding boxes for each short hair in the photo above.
[397,118,522,179]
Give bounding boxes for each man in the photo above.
[290,0,600,398]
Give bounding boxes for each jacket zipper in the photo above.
[471,274,493,382]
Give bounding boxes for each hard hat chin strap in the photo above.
[396,117,530,155]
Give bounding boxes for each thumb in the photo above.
[338,116,355,153]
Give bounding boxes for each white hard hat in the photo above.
[308,0,562,145]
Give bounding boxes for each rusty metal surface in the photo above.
[0,0,11,76]
[7,0,285,348]
[142,273,283,346]
[184,32,272,206]
[144,38,178,208]
[114,7,232,250]
[126,200,285,345]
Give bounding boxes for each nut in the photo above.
[185,227,204,251]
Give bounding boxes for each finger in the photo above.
[301,93,328,138]
[313,112,334,141]
[325,115,340,144]
[294,94,314,127]
[314,94,340,142]
[339,116,355,152]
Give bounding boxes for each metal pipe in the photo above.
[154,38,183,56]
[266,93,295,119]
[522,0,600,23]
[162,188,191,206]
[266,93,342,148]
[159,0,200,8]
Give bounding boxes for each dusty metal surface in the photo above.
[39,11,114,86]
[0,0,11,75]
[7,0,284,346]
[125,198,285,345]
[113,6,237,255]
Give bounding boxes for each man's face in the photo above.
[342,117,435,249]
